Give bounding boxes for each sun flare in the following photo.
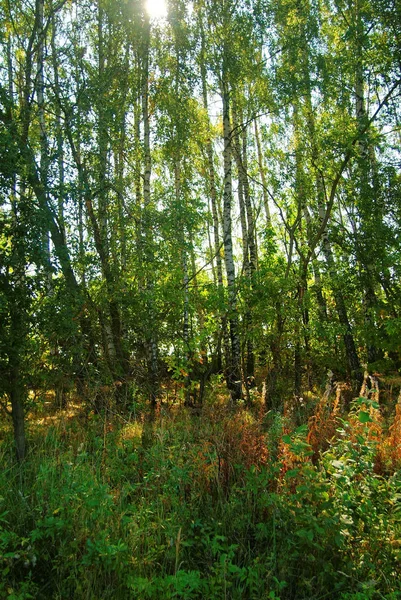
[145,0,168,19]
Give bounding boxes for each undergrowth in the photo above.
[1,381,401,599]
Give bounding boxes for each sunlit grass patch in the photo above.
[118,421,143,446]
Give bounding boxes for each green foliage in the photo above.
[1,397,400,599]
[1,0,401,590]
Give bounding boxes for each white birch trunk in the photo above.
[222,82,242,400]
[254,119,272,226]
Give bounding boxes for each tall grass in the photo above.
[1,384,401,599]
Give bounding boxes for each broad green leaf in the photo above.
[359,411,373,423]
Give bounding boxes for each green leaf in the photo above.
[358,411,373,423]
[285,468,300,478]
[296,529,314,542]
[295,424,308,435]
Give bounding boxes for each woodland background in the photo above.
[0,0,401,598]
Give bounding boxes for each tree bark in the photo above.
[354,0,382,364]
[300,50,363,388]
[222,81,242,400]
[200,14,228,373]
[10,361,26,461]
[232,103,255,386]
[254,118,272,226]
[141,14,159,404]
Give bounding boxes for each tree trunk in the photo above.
[10,362,26,462]
[37,0,52,289]
[141,15,159,404]
[254,118,272,226]
[222,81,242,401]
[354,0,382,364]
[96,0,108,253]
[51,14,65,239]
[320,218,362,386]
[301,57,362,388]
[200,15,228,374]
[232,102,255,385]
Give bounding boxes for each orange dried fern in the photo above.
[307,375,344,461]
[376,390,401,474]
[387,394,401,470]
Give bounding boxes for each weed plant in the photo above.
[0,388,400,599]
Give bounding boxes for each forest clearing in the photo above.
[1,0,401,596]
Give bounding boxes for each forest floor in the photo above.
[1,377,401,599]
